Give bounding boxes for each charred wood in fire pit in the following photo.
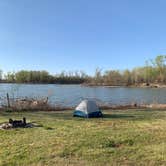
[9,117,27,128]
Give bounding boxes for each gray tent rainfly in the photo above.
[73,100,103,118]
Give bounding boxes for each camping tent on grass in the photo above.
[73,100,103,118]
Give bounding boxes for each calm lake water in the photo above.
[0,83,166,107]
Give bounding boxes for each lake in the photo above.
[0,83,166,107]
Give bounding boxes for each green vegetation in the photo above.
[1,55,166,85]
[0,110,166,165]
[4,70,88,84]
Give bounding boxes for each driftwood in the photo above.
[2,93,49,110]
[142,104,166,109]
[11,97,49,110]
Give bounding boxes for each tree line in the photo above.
[89,55,166,86]
[1,55,166,85]
[2,70,88,84]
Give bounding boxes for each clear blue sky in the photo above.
[0,0,166,75]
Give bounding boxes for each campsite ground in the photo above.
[0,109,166,165]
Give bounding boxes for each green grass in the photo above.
[0,109,166,165]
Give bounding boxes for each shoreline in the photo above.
[2,103,166,112]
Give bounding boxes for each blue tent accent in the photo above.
[73,110,88,118]
[73,110,103,118]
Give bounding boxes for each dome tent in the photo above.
[73,100,103,118]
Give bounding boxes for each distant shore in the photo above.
[83,83,166,88]
[2,82,166,88]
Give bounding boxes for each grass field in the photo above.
[0,109,166,166]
